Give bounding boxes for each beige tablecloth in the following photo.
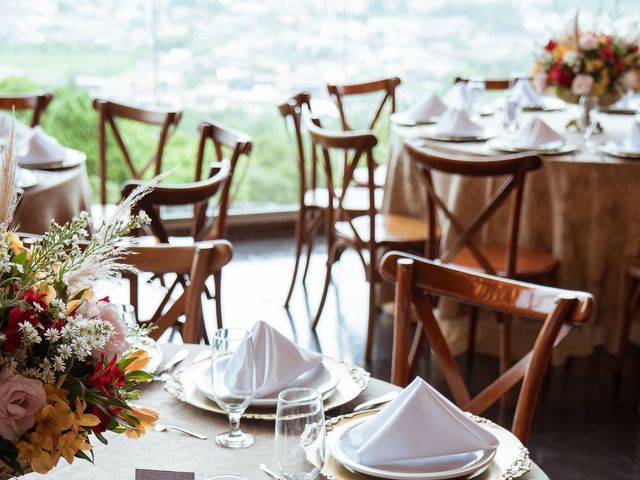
[25,344,547,479]
[382,107,640,361]
[11,163,92,234]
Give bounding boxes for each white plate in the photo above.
[18,147,86,170]
[489,139,578,155]
[329,418,496,480]
[599,142,640,159]
[419,128,494,143]
[392,113,438,127]
[193,358,342,407]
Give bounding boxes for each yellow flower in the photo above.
[17,440,56,474]
[123,349,151,373]
[32,280,57,305]
[553,43,570,61]
[585,58,604,73]
[58,429,92,464]
[125,406,159,439]
[5,232,26,256]
[73,398,100,429]
[592,81,607,96]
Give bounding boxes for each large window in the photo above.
[2,0,636,210]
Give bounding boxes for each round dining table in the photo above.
[382,106,640,363]
[23,344,549,479]
[11,162,92,235]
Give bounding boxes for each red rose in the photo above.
[548,64,573,88]
[87,355,126,393]
[600,46,614,62]
[544,40,557,52]
[614,60,625,74]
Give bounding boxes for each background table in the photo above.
[383,108,640,362]
[11,163,92,234]
[24,344,548,479]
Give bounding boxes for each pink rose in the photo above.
[78,300,130,361]
[571,74,594,95]
[579,33,599,51]
[0,369,46,443]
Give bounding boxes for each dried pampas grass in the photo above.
[0,118,18,225]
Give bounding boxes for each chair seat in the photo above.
[304,187,383,211]
[335,214,427,245]
[628,258,640,279]
[352,165,387,189]
[450,244,559,278]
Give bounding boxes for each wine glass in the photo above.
[579,95,600,149]
[275,388,326,480]
[465,76,486,117]
[502,90,522,133]
[211,328,256,449]
[117,304,139,344]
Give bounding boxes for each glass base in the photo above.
[215,431,254,449]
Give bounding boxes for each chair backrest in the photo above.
[121,159,230,244]
[305,117,378,243]
[327,77,401,131]
[453,77,511,91]
[278,92,318,205]
[122,239,233,343]
[379,251,594,444]
[404,142,541,277]
[0,92,53,127]
[93,98,183,205]
[194,119,252,240]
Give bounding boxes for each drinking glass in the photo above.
[579,95,600,148]
[275,388,326,480]
[117,304,139,344]
[465,76,486,116]
[211,328,256,449]
[502,91,522,132]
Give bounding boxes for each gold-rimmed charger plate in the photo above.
[489,139,578,155]
[321,411,532,480]
[599,143,640,159]
[601,106,638,115]
[391,113,438,127]
[164,357,370,420]
[418,129,494,143]
[19,148,86,171]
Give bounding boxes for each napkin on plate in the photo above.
[349,377,498,468]
[18,126,67,165]
[0,112,31,140]
[229,320,322,398]
[624,120,640,151]
[443,82,469,110]
[512,117,564,148]
[404,93,447,122]
[435,108,483,136]
[509,79,542,108]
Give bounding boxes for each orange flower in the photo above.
[123,349,151,373]
[6,232,26,256]
[125,406,159,439]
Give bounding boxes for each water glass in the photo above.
[117,304,139,344]
[465,76,486,115]
[579,95,600,146]
[211,328,256,449]
[275,388,326,480]
[502,92,522,132]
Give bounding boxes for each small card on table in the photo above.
[135,469,195,480]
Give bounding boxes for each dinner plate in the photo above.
[328,417,496,479]
[391,113,437,127]
[165,357,370,420]
[599,142,640,159]
[193,358,341,406]
[18,148,86,170]
[521,97,565,112]
[601,106,638,115]
[418,128,494,143]
[15,167,38,189]
[489,139,578,155]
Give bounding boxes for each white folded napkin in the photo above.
[18,126,67,164]
[443,82,469,110]
[228,320,322,398]
[513,117,564,148]
[0,112,31,141]
[624,120,640,151]
[509,79,542,108]
[404,93,447,122]
[435,108,483,135]
[350,377,498,468]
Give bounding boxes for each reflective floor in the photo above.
[104,234,640,480]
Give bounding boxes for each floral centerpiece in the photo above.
[0,123,158,478]
[534,17,640,106]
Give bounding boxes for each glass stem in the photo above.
[228,412,242,438]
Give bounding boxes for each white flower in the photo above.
[57,344,73,360]
[562,50,580,67]
[40,358,51,371]
[60,325,74,341]
[40,369,55,384]
[18,322,41,345]
[44,328,61,342]
[579,33,599,51]
[0,333,6,344]
[33,303,44,313]
[53,356,65,372]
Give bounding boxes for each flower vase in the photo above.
[556,89,620,107]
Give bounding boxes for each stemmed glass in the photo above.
[465,76,486,118]
[579,95,600,150]
[275,388,326,480]
[117,304,139,344]
[211,328,256,449]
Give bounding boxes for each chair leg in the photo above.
[285,208,306,308]
[302,211,323,284]
[499,314,512,409]
[312,242,339,331]
[364,263,377,363]
[213,270,223,329]
[617,274,640,371]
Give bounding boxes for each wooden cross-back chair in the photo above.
[0,92,53,127]
[279,93,383,307]
[121,240,233,343]
[404,142,559,376]
[121,160,230,333]
[327,77,401,189]
[307,117,427,362]
[453,77,511,91]
[380,251,593,445]
[93,99,183,205]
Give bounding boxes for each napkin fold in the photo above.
[435,108,483,135]
[404,93,447,122]
[624,120,640,151]
[350,377,498,468]
[509,79,542,107]
[0,112,31,140]
[513,117,564,148]
[443,82,470,110]
[18,127,67,164]
[229,320,322,398]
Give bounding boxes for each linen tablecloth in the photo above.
[382,108,640,361]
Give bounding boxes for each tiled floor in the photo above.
[102,234,640,479]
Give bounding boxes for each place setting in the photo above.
[416,108,494,143]
[488,117,579,155]
[599,117,640,159]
